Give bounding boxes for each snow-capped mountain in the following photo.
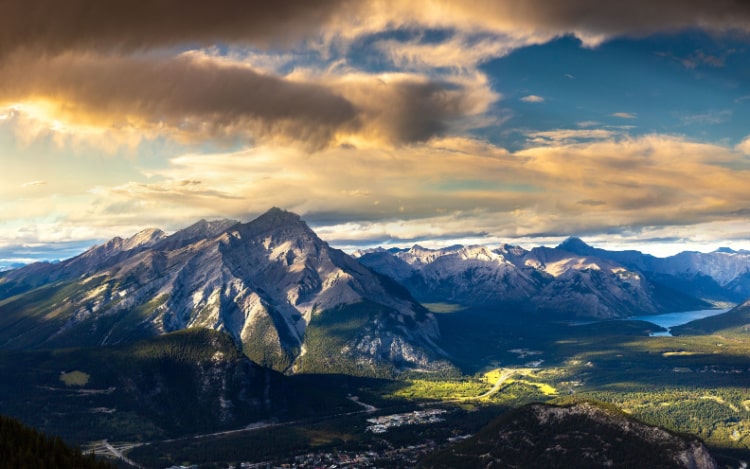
[358,239,709,319]
[357,245,547,306]
[0,209,445,375]
[555,238,750,303]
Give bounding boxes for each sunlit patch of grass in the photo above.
[700,394,739,412]
[423,302,466,314]
[482,368,504,383]
[506,378,557,396]
[387,378,490,401]
[60,370,90,386]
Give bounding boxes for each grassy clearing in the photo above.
[60,370,90,386]
[507,378,557,396]
[481,368,505,383]
[423,302,466,314]
[387,378,490,401]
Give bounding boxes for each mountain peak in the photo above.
[254,207,302,224]
[122,227,166,250]
[170,218,238,240]
[498,243,527,257]
[557,237,594,254]
[0,209,444,375]
[153,218,238,251]
[240,208,308,237]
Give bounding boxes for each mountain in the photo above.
[0,329,359,443]
[0,262,26,272]
[420,401,717,469]
[356,245,547,307]
[671,298,750,336]
[0,208,446,376]
[556,238,750,303]
[358,240,707,318]
[519,241,707,318]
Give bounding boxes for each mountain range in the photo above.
[2,208,750,466]
[357,237,750,318]
[3,208,750,378]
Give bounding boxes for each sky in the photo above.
[3,0,750,268]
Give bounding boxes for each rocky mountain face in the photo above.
[357,240,708,319]
[0,209,445,375]
[558,238,750,303]
[357,245,547,306]
[420,402,718,469]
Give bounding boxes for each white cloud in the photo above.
[680,110,732,126]
[525,128,618,145]
[521,95,545,103]
[737,136,750,155]
[576,121,600,127]
[21,180,47,187]
[612,112,637,119]
[376,34,553,70]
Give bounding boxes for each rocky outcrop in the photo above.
[420,401,718,469]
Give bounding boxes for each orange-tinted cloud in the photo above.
[65,134,750,240]
[0,52,487,149]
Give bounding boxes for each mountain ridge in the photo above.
[0,208,448,376]
[357,241,713,318]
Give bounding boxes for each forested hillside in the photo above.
[0,414,115,469]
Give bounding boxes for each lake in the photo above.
[629,308,730,336]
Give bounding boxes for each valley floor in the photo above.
[5,306,750,468]
[117,326,750,467]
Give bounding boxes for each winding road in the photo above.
[476,369,515,399]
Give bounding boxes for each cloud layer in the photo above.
[5,0,750,55]
[3,1,750,260]
[0,52,491,149]
[0,0,347,55]
[57,134,750,247]
[3,1,749,150]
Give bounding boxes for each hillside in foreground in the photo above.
[420,401,717,469]
[0,413,116,469]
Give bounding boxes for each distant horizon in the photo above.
[4,209,750,269]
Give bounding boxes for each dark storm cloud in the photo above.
[2,0,747,148]
[0,0,347,56]
[0,52,357,148]
[506,0,750,38]
[4,1,750,59]
[0,52,473,147]
[345,79,475,144]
